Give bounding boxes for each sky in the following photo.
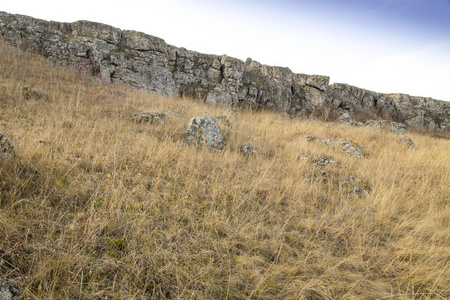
[2,0,450,101]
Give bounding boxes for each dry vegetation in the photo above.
[0,41,449,299]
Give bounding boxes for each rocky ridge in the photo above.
[1,12,449,131]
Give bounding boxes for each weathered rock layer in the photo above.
[1,12,448,131]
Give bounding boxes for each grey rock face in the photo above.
[1,11,448,130]
[241,58,329,113]
[339,113,359,126]
[325,83,379,113]
[365,119,409,134]
[185,116,224,150]
[390,122,408,134]
[0,132,15,159]
[324,83,449,131]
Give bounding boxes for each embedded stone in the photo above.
[212,115,232,127]
[399,136,415,148]
[240,143,257,155]
[0,132,15,159]
[339,140,363,157]
[311,155,335,166]
[0,250,21,300]
[185,116,224,150]
[132,112,166,124]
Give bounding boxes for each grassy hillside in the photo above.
[0,41,449,299]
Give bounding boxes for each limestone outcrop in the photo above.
[1,12,448,131]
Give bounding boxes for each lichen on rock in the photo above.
[132,112,166,124]
[339,140,363,157]
[320,138,363,158]
[185,116,224,150]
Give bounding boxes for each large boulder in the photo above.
[185,116,224,150]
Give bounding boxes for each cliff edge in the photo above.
[1,12,448,131]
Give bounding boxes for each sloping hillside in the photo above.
[0,42,449,299]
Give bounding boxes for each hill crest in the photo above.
[0,11,448,131]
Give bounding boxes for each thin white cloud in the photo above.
[354,42,450,100]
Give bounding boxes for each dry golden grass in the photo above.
[0,41,449,299]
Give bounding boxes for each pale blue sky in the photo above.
[2,0,450,101]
